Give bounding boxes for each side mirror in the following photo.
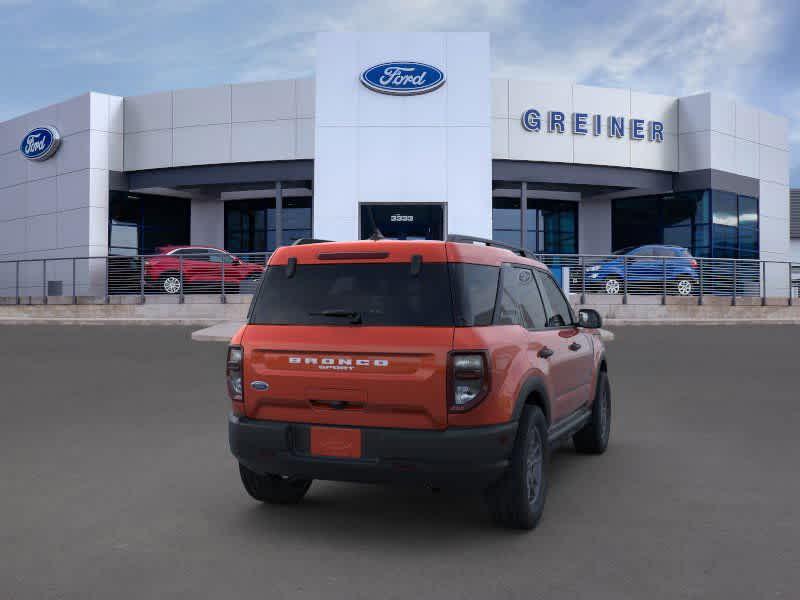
[578,308,602,329]
[232,257,241,264]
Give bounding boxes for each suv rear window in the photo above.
[250,263,454,326]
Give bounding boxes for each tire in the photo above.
[604,277,622,295]
[674,278,694,296]
[485,405,548,530]
[573,371,611,454]
[160,273,182,295]
[238,463,312,505]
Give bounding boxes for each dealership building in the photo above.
[0,32,793,294]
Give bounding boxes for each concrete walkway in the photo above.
[191,320,246,341]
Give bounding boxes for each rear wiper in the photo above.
[308,309,362,324]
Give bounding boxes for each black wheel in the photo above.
[573,370,611,454]
[485,405,548,530]
[238,464,311,504]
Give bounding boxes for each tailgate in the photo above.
[242,325,454,430]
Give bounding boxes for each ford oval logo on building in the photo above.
[20,126,61,161]
[360,62,445,95]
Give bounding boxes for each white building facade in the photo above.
[0,32,792,294]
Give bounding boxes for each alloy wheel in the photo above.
[526,427,544,504]
[604,278,621,295]
[163,276,181,294]
[677,279,692,296]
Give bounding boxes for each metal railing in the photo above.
[0,250,798,306]
[537,254,799,306]
[0,252,271,305]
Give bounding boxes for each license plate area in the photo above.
[310,426,362,459]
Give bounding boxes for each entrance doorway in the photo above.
[359,204,445,240]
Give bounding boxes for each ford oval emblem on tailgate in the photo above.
[250,381,269,391]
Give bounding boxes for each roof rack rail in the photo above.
[446,234,538,259]
[291,238,334,246]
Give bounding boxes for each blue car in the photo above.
[585,245,699,296]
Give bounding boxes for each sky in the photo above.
[0,0,797,185]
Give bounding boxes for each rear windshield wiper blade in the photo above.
[308,309,362,324]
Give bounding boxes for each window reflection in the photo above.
[612,190,758,259]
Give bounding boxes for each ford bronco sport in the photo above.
[227,236,610,529]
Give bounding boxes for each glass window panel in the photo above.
[535,270,574,327]
[284,229,312,245]
[492,229,522,247]
[693,224,710,248]
[663,225,691,249]
[738,195,758,227]
[449,264,500,326]
[492,197,521,230]
[252,263,453,326]
[694,190,711,224]
[713,224,737,248]
[360,204,444,241]
[712,191,738,227]
[109,247,138,256]
[663,194,693,228]
[225,198,275,253]
[283,197,312,230]
[612,196,662,250]
[738,226,758,252]
[492,181,522,192]
[693,246,711,258]
[713,246,737,259]
[526,208,539,233]
[109,223,138,249]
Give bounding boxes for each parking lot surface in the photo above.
[1,324,798,599]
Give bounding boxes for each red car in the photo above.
[145,246,265,294]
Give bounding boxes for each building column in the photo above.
[190,193,224,248]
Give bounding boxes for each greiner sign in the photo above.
[521,109,664,142]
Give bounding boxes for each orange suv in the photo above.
[227,235,610,529]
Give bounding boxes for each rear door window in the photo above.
[250,262,453,326]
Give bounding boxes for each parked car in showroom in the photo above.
[145,246,265,294]
[582,245,699,296]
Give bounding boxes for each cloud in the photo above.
[493,0,780,98]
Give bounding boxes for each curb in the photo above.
[0,317,225,326]
[603,318,800,326]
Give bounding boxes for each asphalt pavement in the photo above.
[1,324,798,599]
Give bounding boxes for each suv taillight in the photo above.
[448,351,490,412]
[227,345,244,402]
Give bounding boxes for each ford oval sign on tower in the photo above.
[20,126,61,161]
[360,62,445,95]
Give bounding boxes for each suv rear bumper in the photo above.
[229,414,517,487]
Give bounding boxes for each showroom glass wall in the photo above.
[612,190,759,259]
[109,191,190,255]
[224,181,313,254]
[492,182,578,254]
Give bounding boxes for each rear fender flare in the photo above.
[511,375,551,425]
